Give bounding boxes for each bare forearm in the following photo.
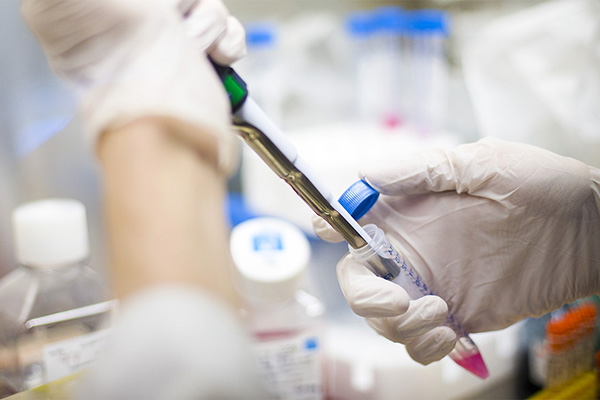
[97,117,239,306]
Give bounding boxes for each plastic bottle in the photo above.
[372,7,406,129]
[229,217,325,400]
[405,9,449,133]
[346,7,406,128]
[345,9,377,124]
[0,199,114,395]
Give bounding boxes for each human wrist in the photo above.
[98,117,239,304]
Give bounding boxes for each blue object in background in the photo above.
[225,192,263,228]
[346,10,377,38]
[407,9,450,37]
[374,6,406,35]
[245,22,278,48]
[304,337,319,351]
[16,115,73,157]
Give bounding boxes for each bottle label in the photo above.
[253,327,323,400]
[43,328,112,382]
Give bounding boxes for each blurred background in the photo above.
[1,0,599,398]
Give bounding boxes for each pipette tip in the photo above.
[453,352,489,379]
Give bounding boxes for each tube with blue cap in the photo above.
[339,180,488,379]
[211,61,489,379]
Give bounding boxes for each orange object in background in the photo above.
[544,302,598,389]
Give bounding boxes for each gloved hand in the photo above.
[314,137,600,365]
[22,0,245,171]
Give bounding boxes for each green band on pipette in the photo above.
[223,75,248,111]
[210,59,248,113]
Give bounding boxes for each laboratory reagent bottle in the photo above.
[230,217,325,400]
[0,198,115,396]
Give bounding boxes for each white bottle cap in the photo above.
[12,198,90,268]
[229,217,311,304]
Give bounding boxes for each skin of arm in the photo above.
[96,116,240,307]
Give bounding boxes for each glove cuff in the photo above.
[81,73,238,175]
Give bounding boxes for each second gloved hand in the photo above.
[314,137,600,365]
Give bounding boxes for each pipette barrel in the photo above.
[349,224,489,379]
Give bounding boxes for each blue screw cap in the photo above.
[339,180,379,220]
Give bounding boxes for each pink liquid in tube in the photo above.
[450,337,489,379]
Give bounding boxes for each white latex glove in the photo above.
[314,137,600,365]
[22,0,246,171]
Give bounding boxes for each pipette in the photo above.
[212,62,489,379]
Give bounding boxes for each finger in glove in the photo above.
[405,326,457,365]
[365,296,448,343]
[337,256,411,317]
[311,214,345,243]
[182,0,246,64]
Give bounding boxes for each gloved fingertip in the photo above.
[176,0,199,17]
[371,295,448,344]
[359,148,457,195]
[406,326,457,365]
[311,214,344,243]
[358,168,395,193]
[209,16,247,65]
[341,270,412,318]
[416,296,449,325]
[348,291,410,318]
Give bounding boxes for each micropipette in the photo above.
[212,61,489,379]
